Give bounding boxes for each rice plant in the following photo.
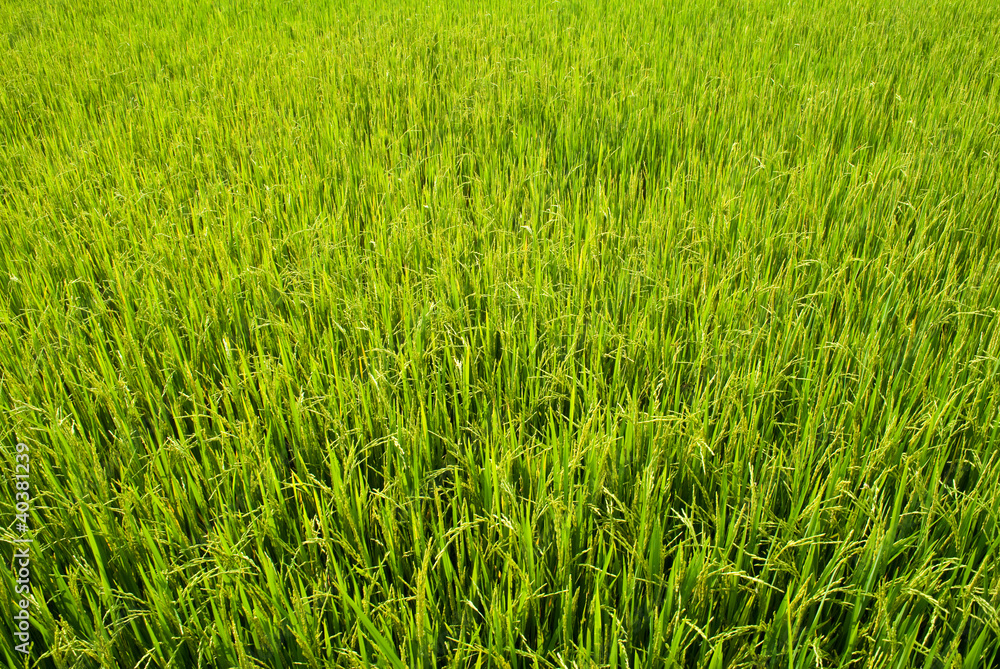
[1,0,999,667]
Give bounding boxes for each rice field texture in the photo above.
[1,0,999,666]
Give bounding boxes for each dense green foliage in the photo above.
[2,0,999,666]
